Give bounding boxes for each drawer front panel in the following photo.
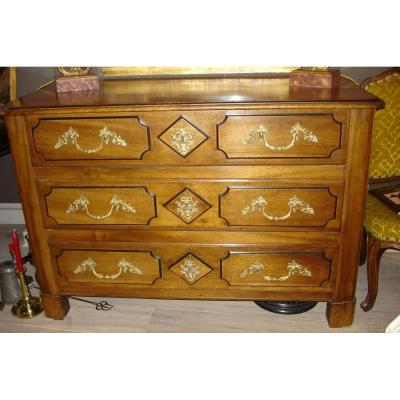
[55,249,161,284]
[221,251,331,287]
[219,186,338,227]
[32,117,150,160]
[50,243,336,296]
[39,181,342,229]
[44,187,156,225]
[217,114,343,159]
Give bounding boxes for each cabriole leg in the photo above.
[361,234,384,312]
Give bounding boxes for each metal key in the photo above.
[28,286,114,311]
[69,296,114,311]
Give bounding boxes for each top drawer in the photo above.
[27,110,347,165]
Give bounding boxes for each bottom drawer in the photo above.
[50,244,337,297]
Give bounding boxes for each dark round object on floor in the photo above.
[255,300,318,314]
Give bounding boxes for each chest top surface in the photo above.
[6,75,382,113]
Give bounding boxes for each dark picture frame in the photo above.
[370,184,400,215]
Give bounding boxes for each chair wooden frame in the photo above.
[360,67,400,311]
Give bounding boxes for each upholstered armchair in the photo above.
[360,68,400,311]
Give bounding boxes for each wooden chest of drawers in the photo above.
[5,75,382,327]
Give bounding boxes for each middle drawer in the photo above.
[38,180,343,230]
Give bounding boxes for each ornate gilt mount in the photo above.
[170,125,195,156]
[240,260,312,281]
[164,188,211,224]
[54,126,127,154]
[158,116,208,158]
[74,257,143,279]
[66,194,136,220]
[178,259,201,283]
[241,122,318,151]
[57,67,92,76]
[175,194,199,222]
[169,253,212,284]
[241,195,314,221]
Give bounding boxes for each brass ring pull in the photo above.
[54,126,127,154]
[241,195,314,221]
[241,122,318,151]
[74,257,143,279]
[66,194,136,220]
[240,260,312,281]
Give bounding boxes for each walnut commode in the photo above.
[5,75,383,327]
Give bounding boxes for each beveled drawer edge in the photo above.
[220,249,335,288]
[53,247,162,285]
[216,112,344,160]
[218,185,339,228]
[42,184,158,226]
[30,115,151,162]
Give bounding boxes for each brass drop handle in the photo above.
[241,122,318,151]
[74,257,143,280]
[241,195,314,221]
[54,126,127,154]
[240,260,312,281]
[66,194,136,220]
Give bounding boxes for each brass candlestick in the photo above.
[11,270,43,318]
[9,248,43,319]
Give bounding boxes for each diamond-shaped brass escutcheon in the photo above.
[164,188,211,224]
[158,116,208,157]
[169,253,212,284]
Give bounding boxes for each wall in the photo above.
[0,67,103,204]
[0,67,390,205]
[1,68,57,203]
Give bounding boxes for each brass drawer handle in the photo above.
[241,195,314,221]
[240,260,312,281]
[74,257,143,279]
[54,126,127,154]
[241,122,318,151]
[66,194,136,220]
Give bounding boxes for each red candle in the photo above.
[11,230,24,273]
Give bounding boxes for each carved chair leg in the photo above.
[359,227,367,266]
[361,234,385,312]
